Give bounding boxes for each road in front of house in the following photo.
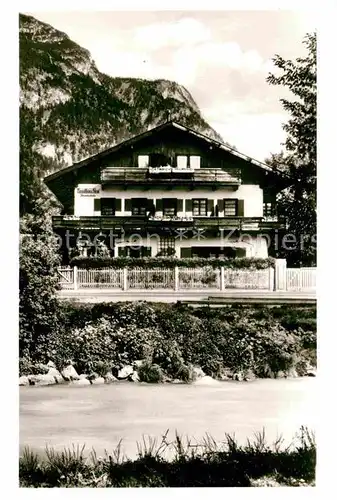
[20,378,316,459]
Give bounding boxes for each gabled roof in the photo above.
[44,120,287,184]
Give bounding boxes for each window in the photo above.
[224,199,238,216]
[131,198,147,216]
[149,153,171,167]
[101,198,116,216]
[177,155,188,169]
[263,202,276,218]
[192,198,207,216]
[190,155,200,169]
[138,155,149,168]
[159,237,176,256]
[162,198,177,217]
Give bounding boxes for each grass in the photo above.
[19,426,316,488]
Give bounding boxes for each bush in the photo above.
[70,256,274,270]
[27,301,316,380]
[138,362,164,383]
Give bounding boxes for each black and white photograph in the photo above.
[16,5,318,489]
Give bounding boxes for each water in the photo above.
[20,378,316,459]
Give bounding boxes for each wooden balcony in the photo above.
[101,167,241,187]
[52,215,286,232]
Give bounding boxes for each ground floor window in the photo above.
[158,236,176,256]
[263,202,277,218]
[118,246,151,257]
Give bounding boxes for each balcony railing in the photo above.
[53,215,285,231]
[101,167,241,185]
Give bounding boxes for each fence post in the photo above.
[220,267,225,291]
[268,266,274,291]
[274,259,287,291]
[73,266,78,291]
[123,268,128,291]
[174,266,179,291]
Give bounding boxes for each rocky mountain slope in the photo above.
[20,14,223,179]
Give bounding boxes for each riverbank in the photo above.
[19,302,317,386]
[19,423,316,487]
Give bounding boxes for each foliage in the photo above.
[44,302,316,380]
[266,33,316,266]
[137,362,165,383]
[19,427,316,487]
[70,256,275,270]
[19,212,62,361]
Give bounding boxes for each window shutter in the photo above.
[237,199,244,217]
[181,247,192,258]
[94,199,101,212]
[177,199,183,212]
[207,199,214,214]
[115,199,121,211]
[185,199,192,212]
[217,199,224,212]
[156,199,163,211]
[125,199,132,211]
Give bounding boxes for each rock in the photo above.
[243,369,256,382]
[233,372,244,382]
[19,376,29,386]
[61,364,80,381]
[91,377,105,385]
[192,366,206,380]
[28,374,56,386]
[286,367,298,378]
[117,365,134,379]
[170,379,183,384]
[71,378,91,386]
[47,367,64,384]
[104,372,117,383]
[79,374,89,380]
[306,369,317,377]
[47,361,56,369]
[128,371,140,382]
[133,360,144,369]
[194,375,220,385]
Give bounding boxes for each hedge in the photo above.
[70,256,275,270]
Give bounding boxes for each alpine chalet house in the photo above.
[45,121,288,261]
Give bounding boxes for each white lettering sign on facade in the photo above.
[77,186,100,197]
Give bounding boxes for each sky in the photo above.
[27,10,316,162]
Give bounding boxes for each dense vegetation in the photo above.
[19,426,316,487]
[266,33,316,266]
[19,301,316,382]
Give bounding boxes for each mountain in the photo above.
[20,14,225,213]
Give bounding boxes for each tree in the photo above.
[266,33,316,266]
[19,211,62,361]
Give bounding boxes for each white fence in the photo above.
[58,262,316,293]
[286,267,316,291]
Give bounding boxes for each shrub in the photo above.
[70,256,274,270]
[20,214,62,361]
[138,362,164,383]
